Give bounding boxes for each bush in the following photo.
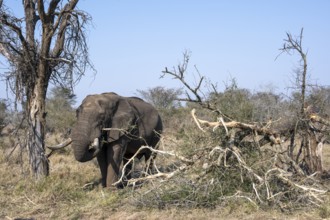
[208,80,254,122]
[0,99,8,129]
[46,87,76,134]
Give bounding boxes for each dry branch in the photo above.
[190,108,328,206]
[191,109,281,145]
[154,48,329,210]
[129,107,328,210]
[161,51,226,115]
[126,164,189,186]
[310,114,330,127]
[113,145,193,187]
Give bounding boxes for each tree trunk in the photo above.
[27,81,49,178]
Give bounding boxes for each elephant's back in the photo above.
[127,97,159,119]
[127,97,163,134]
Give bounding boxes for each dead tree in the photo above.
[162,48,329,176]
[278,28,326,174]
[0,0,94,178]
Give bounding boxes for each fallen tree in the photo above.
[121,45,330,209]
[119,107,328,209]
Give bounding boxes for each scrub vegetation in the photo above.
[0,1,329,217]
[1,77,329,219]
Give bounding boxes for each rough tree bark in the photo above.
[27,82,49,177]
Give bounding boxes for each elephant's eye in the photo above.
[75,105,84,117]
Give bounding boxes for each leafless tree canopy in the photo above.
[278,28,308,115]
[0,0,93,101]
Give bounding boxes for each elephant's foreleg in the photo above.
[97,147,107,187]
[105,144,124,187]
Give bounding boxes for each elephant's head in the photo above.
[70,93,135,162]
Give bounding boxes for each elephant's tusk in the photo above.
[91,137,99,148]
[47,138,72,150]
[89,137,101,157]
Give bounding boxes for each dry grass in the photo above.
[0,133,330,219]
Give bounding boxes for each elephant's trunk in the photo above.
[72,138,100,162]
[71,120,101,162]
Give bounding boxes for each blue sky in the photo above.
[1,1,330,104]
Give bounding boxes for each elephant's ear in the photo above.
[108,99,135,142]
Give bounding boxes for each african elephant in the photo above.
[49,92,163,188]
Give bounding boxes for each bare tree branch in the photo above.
[36,0,46,23]
[51,0,79,58]
[310,114,330,127]
[191,109,281,145]
[279,28,308,115]
[161,51,229,117]
[113,145,193,186]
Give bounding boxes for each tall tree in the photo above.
[0,0,93,178]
